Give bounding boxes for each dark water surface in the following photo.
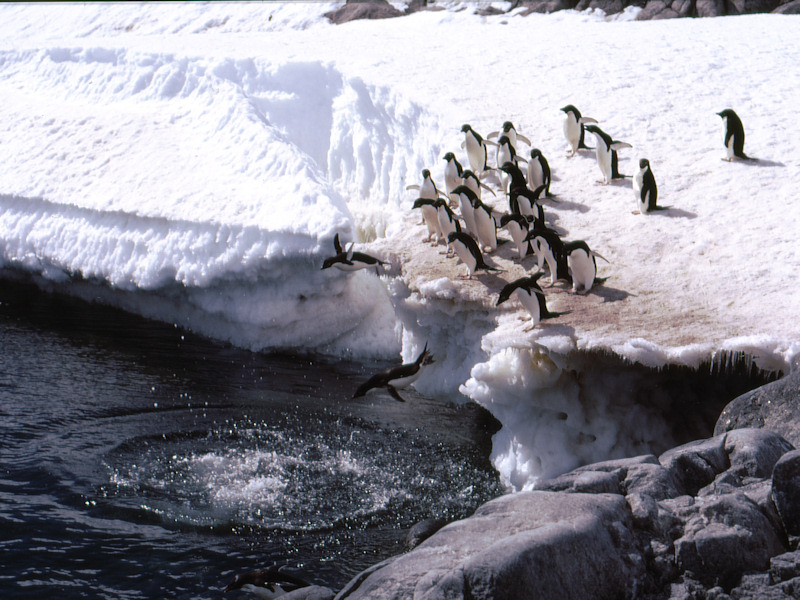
[0,281,503,599]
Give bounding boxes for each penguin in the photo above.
[461,124,496,174]
[499,212,534,261]
[508,183,546,220]
[498,161,529,194]
[223,565,312,598]
[442,152,464,207]
[496,273,568,330]
[632,158,660,214]
[717,109,753,161]
[526,149,552,197]
[563,240,609,294]
[434,198,462,255]
[412,197,443,243]
[461,169,495,200]
[451,184,479,237]
[583,124,632,184]
[470,194,499,253]
[525,226,570,286]
[321,233,388,274]
[496,135,527,196]
[487,121,531,153]
[406,168,446,201]
[560,105,597,156]
[447,231,501,279]
[353,343,434,402]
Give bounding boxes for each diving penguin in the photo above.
[223,565,313,599]
[353,344,434,402]
[321,233,388,274]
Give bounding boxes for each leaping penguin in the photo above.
[583,124,632,184]
[526,149,552,197]
[447,231,501,279]
[717,109,754,161]
[321,233,388,274]
[496,273,569,330]
[353,344,434,402]
[560,105,597,156]
[632,158,661,214]
[461,124,496,175]
[487,121,531,153]
[563,240,609,294]
[223,565,312,599]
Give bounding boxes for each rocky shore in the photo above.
[280,369,800,599]
[324,0,800,24]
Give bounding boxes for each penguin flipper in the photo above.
[578,117,598,125]
[334,233,342,254]
[406,184,421,191]
[386,386,406,403]
[516,133,531,146]
[610,141,632,151]
[591,251,611,263]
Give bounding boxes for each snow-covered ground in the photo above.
[1,2,799,489]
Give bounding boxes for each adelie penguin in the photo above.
[434,198,462,256]
[499,213,534,262]
[442,152,464,207]
[447,231,502,280]
[632,158,662,214]
[461,124,496,175]
[525,225,570,286]
[353,344,434,402]
[487,120,531,153]
[526,149,553,197]
[560,105,597,157]
[563,240,610,294]
[496,272,569,331]
[412,198,443,244]
[321,233,388,274]
[223,565,313,599]
[583,124,632,185]
[718,109,754,161]
[406,168,446,201]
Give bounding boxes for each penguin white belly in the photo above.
[466,135,485,174]
[527,159,544,190]
[504,222,527,258]
[595,143,613,184]
[632,169,645,213]
[723,120,735,159]
[459,199,477,236]
[564,115,579,153]
[444,165,460,199]
[421,205,441,239]
[512,288,541,325]
[420,179,437,200]
[568,249,596,292]
[241,583,285,600]
[333,261,371,272]
[474,209,497,252]
[451,242,477,275]
[437,208,457,239]
[389,370,422,389]
[536,240,559,284]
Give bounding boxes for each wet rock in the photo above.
[284,587,336,600]
[715,369,800,447]
[538,468,623,494]
[405,517,447,550]
[772,449,800,538]
[659,435,729,496]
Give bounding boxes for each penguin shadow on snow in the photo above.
[587,280,634,304]
[725,156,784,168]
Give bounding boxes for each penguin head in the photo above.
[497,135,510,147]
[461,124,472,133]
[502,121,514,132]
[717,109,736,120]
[583,124,601,135]
[447,231,460,245]
[639,158,650,170]
[498,161,516,174]
[416,342,435,367]
[530,148,542,159]
[443,152,455,161]
[421,168,431,179]
[560,104,579,116]
[412,197,435,210]
[321,256,339,270]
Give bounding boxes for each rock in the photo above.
[727,0,784,13]
[659,435,729,496]
[324,1,404,25]
[624,462,682,500]
[715,370,800,447]
[335,491,643,600]
[724,428,794,479]
[284,587,336,600]
[405,518,447,550]
[771,449,800,537]
[773,0,800,12]
[695,0,727,16]
[538,468,623,494]
[770,550,800,583]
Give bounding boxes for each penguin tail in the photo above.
[543,309,571,320]
[593,276,611,285]
[387,386,406,403]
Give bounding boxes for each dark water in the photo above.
[0,281,503,599]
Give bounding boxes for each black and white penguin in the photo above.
[461,169,495,200]
[412,197,444,244]
[496,135,527,196]
[496,272,568,330]
[451,184,479,237]
[499,213,534,261]
[442,152,464,206]
[632,158,659,214]
[508,183,546,220]
[353,344,434,402]
[488,121,531,153]
[527,149,552,197]
[560,105,597,156]
[434,198,462,255]
[563,240,609,294]
[223,565,312,598]
[406,168,445,200]
[717,109,752,161]
[470,194,499,253]
[525,225,569,286]
[321,233,388,274]
[447,231,501,279]
[461,124,496,175]
[583,124,632,184]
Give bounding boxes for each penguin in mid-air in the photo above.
[461,124,496,175]
[442,152,464,206]
[412,198,443,244]
[496,273,568,330]
[560,105,597,156]
[353,343,434,402]
[223,565,312,598]
[583,124,632,184]
[632,158,661,214]
[487,121,531,153]
[563,240,609,294]
[526,149,552,197]
[717,109,753,161]
[447,231,501,279]
[321,233,387,274]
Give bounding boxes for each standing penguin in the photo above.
[442,152,464,206]
[583,124,632,184]
[499,213,534,261]
[451,184,479,238]
[434,198,462,255]
[496,273,568,330]
[462,169,496,200]
[509,184,546,220]
[496,135,526,196]
[461,124,496,175]
[632,158,659,214]
[406,168,445,200]
[470,194,499,253]
[447,231,501,279]
[717,109,753,161]
[412,198,443,243]
[560,105,597,157]
[526,225,569,286]
[563,240,609,294]
[353,344,435,402]
[488,121,531,153]
[526,149,552,197]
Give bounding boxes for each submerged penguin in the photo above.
[496,273,568,330]
[563,240,609,294]
[717,109,753,161]
[632,158,660,214]
[560,105,597,156]
[461,124,496,174]
[353,344,434,402]
[223,565,312,598]
[321,233,387,274]
[526,149,552,197]
[447,231,501,279]
[583,124,632,184]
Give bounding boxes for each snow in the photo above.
[1,2,799,490]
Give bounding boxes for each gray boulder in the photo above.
[659,435,729,496]
[772,450,800,538]
[284,587,336,600]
